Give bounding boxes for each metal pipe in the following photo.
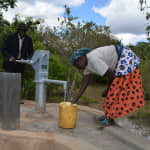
[16,51,68,113]
[16,59,33,65]
[43,79,67,101]
[35,82,47,113]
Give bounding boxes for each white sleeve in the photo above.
[86,55,109,76]
[84,68,91,75]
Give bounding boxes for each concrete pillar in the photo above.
[0,72,21,130]
[35,82,47,113]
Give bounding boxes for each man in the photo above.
[1,23,34,104]
[1,23,33,73]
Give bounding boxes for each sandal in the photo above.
[98,115,105,121]
[99,118,114,126]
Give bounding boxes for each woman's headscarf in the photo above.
[70,48,91,64]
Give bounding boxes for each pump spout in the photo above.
[43,79,67,101]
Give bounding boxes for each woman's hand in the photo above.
[71,74,92,104]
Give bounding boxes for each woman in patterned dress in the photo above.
[70,45,145,126]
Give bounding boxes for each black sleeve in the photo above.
[1,35,12,61]
[28,38,33,59]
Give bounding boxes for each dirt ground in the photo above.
[78,84,106,110]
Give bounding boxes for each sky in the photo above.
[2,0,148,45]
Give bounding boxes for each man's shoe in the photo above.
[20,101,24,104]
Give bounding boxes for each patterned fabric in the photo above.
[70,48,90,64]
[115,45,124,60]
[115,47,140,76]
[104,67,145,120]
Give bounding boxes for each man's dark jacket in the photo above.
[1,33,33,61]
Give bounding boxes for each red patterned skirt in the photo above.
[104,67,145,119]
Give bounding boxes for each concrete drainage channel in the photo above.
[0,101,149,150]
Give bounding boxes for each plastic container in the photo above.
[59,102,77,129]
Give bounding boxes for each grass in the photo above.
[47,83,106,107]
[79,96,99,106]
[78,84,106,110]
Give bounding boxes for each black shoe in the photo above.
[20,101,24,104]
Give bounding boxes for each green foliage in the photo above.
[0,0,17,10]
[40,6,120,91]
[79,96,98,107]
[81,96,97,103]
[129,42,150,60]
[0,0,17,22]
[139,58,150,99]
[49,54,82,88]
[139,0,150,38]
[92,74,109,84]
[23,65,35,99]
[22,54,82,99]
[130,42,150,99]
[146,25,150,36]
[42,6,120,60]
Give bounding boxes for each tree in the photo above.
[139,0,150,37]
[0,0,17,25]
[0,0,17,10]
[41,5,120,101]
[129,42,150,99]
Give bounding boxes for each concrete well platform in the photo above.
[0,101,149,150]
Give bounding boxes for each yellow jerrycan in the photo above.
[59,102,77,129]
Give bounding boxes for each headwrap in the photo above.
[70,48,91,64]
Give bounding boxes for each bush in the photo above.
[23,65,35,99]
[139,58,150,100]
[23,53,82,99]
